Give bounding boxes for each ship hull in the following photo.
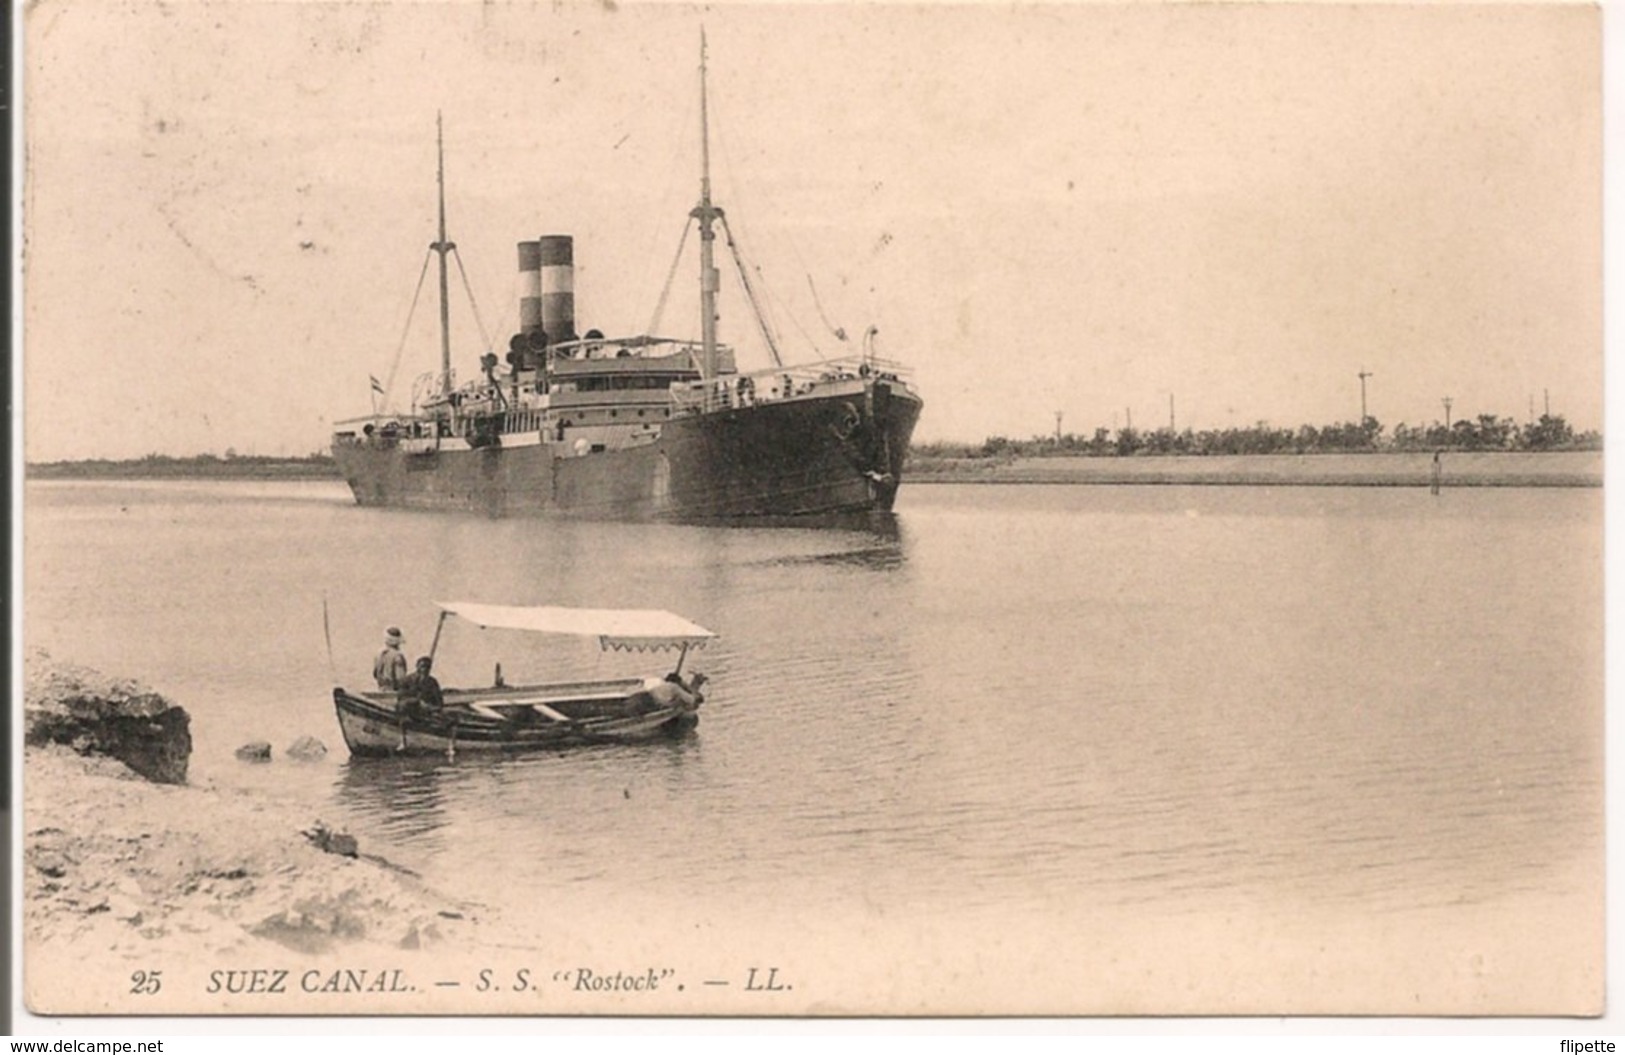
[332,379,921,522]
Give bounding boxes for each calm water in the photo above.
[22,478,1604,1003]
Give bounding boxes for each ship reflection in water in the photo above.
[749,513,908,571]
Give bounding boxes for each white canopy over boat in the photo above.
[435,601,716,652]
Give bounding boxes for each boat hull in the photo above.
[332,379,922,521]
[334,684,700,757]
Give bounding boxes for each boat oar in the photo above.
[321,595,338,684]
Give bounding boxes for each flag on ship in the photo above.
[370,375,385,395]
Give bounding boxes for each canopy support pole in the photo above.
[428,610,450,666]
[674,642,691,676]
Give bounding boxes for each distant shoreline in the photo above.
[26,455,341,481]
[25,449,1603,488]
[908,450,1603,488]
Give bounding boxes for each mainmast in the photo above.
[691,31,722,381]
[431,112,455,397]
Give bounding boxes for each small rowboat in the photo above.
[333,601,716,757]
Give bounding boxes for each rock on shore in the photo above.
[25,654,192,783]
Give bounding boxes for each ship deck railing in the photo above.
[333,413,434,429]
[670,355,913,415]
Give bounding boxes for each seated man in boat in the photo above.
[397,656,444,721]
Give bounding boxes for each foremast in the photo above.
[431,111,454,397]
[691,32,722,382]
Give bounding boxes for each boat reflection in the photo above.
[334,753,457,845]
[333,733,708,848]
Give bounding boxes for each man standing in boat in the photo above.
[374,627,407,690]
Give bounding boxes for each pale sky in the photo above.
[20,1,1602,460]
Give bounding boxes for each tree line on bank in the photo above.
[920,413,1600,461]
[28,451,340,478]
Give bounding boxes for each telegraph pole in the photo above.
[1054,411,1063,445]
[1358,369,1373,424]
[1169,393,1176,433]
[1442,396,1453,430]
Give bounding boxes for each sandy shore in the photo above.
[22,742,493,1013]
[907,450,1602,488]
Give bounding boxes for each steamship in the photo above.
[331,45,922,522]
